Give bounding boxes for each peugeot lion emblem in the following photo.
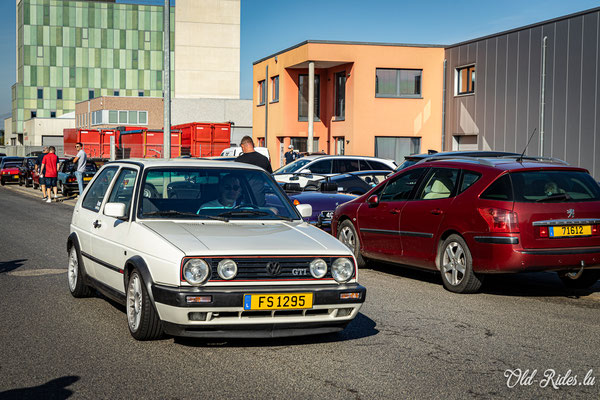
[266,262,282,276]
[567,209,575,218]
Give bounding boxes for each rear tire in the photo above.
[127,269,163,340]
[68,246,93,298]
[558,270,600,289]
[439,234,483,294]
[1,178,5,186]
[337,219,366,267]
[18,176,23,186]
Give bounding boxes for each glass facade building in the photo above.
[13,0,174,136]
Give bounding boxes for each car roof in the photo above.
[415,156,585,172]
[104,158,265,171]
[404,151,521,161]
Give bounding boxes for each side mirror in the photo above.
[104,202,127,219]
[299,168,311,174]
[367,195,379,206]
[296,203,313,218]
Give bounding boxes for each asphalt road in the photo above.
[0,184,599,399]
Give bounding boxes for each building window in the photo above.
[145,32,151,42]
[37,47,43,58]
[129,111,138,124]
[31,111,37,119]
[109,110,118,124]
[456,65,475,95]
[375,68,422,98]
[374,137,421,163]
[51,111,56,118]
[82,28,88,40]
[257,80,266,106]
[139,111,148,125]
[138,91,144,97]
[257,137,265,146]
[271,76,279,102]
[57,89,62,100]
[335,71,346,119]
[114,90,120,96]
[89,90,95,100]
[298,74,320,121]
[291,137,319,153]
[119,111,128,124]
[335,137,345,155]
[37,88,43,99]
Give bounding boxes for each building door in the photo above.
[452,135,478,151]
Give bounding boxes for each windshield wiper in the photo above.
[142,210,228,221]
[536,193,572,202]
[217,209,295,221]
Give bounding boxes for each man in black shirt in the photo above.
[235,136,273,173]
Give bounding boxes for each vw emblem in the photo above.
[266,262,281,276]
[567,209,575,218]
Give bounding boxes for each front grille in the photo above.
[205,256,349,281]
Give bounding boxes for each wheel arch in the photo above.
[123,255,156,306]
[67,232,89,280]
[435,229,463,271]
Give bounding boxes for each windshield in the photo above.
[511,170,600,202]
[65,161,97,173]
[138,167,300,221]
[2,163,21,169]
[274,159,311,174]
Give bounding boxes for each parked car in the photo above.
[282,181,357,232]
[31,157,68,190]
[274,155,397,187]
[57,159,98,196]
[18,157,37,187]
[220,146,270,160]
[395,151,522,171]
[67,159,366,340]
[0,157,24,186]
[304,170,393,195]
[332,156,600,293]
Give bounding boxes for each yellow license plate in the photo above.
[83,177,91,181]
[243,293,313,310]
[13,175,19,178]
[549,225,592,238]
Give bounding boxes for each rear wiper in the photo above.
[536,193,571,202]
[143,210,228,221]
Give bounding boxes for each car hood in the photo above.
[140,220,351,256]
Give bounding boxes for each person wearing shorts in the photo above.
[41,146,59,203]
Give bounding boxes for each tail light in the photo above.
[593,225,600,236]
[538,226,549,238]
[477,207,519,233]
[67,176,76,183]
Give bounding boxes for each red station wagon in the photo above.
[332,156,600,293]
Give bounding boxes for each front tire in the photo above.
[558,270,600,289]
[337,219,366,267]
[127,270,163,340]
[68,246,93,298]
[439,234,483,293]
[0,178,5,186]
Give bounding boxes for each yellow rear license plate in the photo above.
[243,293,313,310]
[13,175,18,178]
[549,225,591,237]
[83,177,91,181]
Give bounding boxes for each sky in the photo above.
[1,0,599,117]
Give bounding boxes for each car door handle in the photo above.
[430,209,443,215]
[390,208,401,215]
[93,220,102,229]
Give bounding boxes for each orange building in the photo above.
[253,40,445,168]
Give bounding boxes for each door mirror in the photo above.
[296,203,313,218]
[299,169,311,174]
[367,195,379,206]
[104,202,127,219]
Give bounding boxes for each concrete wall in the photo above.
[444,7,600,178]
[174,0,240,99]
[4,118,13,146]
[22,117,75,146]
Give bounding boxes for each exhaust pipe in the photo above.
[565,261,585,280]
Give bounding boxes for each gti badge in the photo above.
[567,209,575,218]
[266,262,281,276]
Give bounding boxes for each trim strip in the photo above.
[82,251,123,274]
[474,236,519,244]
[361,228,399,235]
[360,228,433,238]
[399,231,434,238]
[532,219,600,226]
[518,248,600,255]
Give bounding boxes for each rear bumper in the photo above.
[1,174,20,182]
[469,235,600,273]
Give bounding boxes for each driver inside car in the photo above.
[199,174,242,209]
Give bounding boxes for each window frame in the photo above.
[271,75,279,103]
[334,71,346,120]
[375,68,422,98]
[257,80,266,106]
[105,167,139,221]
[456,64,475,96]
[81,166,120,213]
[298,74,320,122]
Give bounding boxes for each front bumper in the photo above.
[152,283,366,338]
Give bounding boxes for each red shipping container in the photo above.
[63,128,102,158]
[172,122,231,157]
[119,129,183,159]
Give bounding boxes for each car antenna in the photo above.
[516,128,537,163]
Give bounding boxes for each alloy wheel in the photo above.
[68,248,78,292]
[339,226,356,252]
[442,241,466,286]
[127,274,143,332]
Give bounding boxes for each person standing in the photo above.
[284,144,297,165]
[35,147,48,200]
[235,136,273,173]
[71,142,87,196]
[40,146,59,203]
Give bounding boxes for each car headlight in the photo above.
[331,258,354,283]
[183,259,210,285]
[217,259,238,280]
[310,258,328,279]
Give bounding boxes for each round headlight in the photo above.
[331,258,354,283]
[217,259,238,280]
[183,259,210,285]
[310,258,328,279]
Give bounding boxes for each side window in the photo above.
[358,160,371,171]
[459,170,481,193]
[333,159,359,173]
[367,160,393,171]
[106,168,138,217]
[380,168,425,202]
[309,160,332,174]
[82,166,119,212]
[480,174,513,201]
[416,168,459,200]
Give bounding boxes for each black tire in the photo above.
[33,180,38,189]
[337,219,366,267]
[126,269,163,340]
[25,176,32,187]
[67,246,93,298]
[18,176,23,186]
[0,178,5,186]
[558,270,600,289]
[439,234,483,294]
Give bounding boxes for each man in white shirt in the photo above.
[71,142,87,196]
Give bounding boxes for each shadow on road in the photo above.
[174,312,378,348]
[0,375,79,400]
[0,259,28,274]
[366,261,599,298]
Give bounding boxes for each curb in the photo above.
[1,183,78,206]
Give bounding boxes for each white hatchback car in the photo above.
[67,159,366,340]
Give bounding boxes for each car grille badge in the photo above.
[567,209,575,218]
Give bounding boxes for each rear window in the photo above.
[511,170,600,202]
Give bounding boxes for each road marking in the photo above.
[8,268,67,277]
[1,184,77,206]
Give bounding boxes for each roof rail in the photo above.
[500,155,569,165]
[418,156,496,166]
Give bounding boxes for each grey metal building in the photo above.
[444,7,600,178]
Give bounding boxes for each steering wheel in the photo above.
[142,183,160,198]
[233,204,260,210]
